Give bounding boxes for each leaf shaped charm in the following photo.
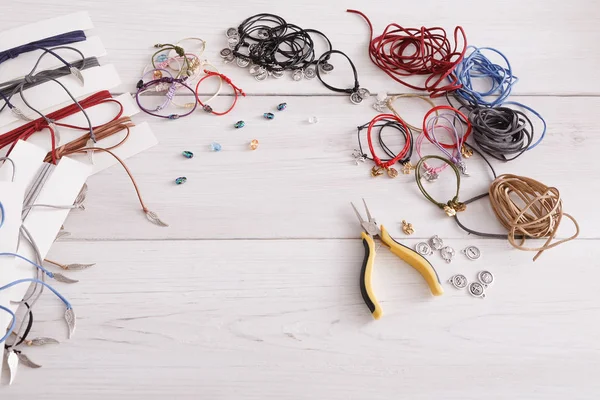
[65,263,95,271]
[7,351,18,385]
[15,352,42,368]
[145,210,168,227]
[49,122,61,145]
[52,272,79,284]
[70,66,85,85]
[11,107,33,121]
[74,183,88,205]
[55,230,71,241]
[86,139,95,164]
[65,308,76,339]
[29,337,60,346]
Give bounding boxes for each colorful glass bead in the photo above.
[182,151,194,159]
[210,142,222,152]
[277,103,287,111]
[168,114,179,120]
[263,112,275,120]
[203,104,213,113]
[153,70,163,79]
[308,116,319,124]
[250,139,259,150]
[175,177,187,185]
[156,54,168,63]
[234,120,245,129]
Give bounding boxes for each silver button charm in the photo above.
[303,66,316,79]
[468,282,486,298]
[448,274,468,289]
[357,88,371,99]
[477,270,494,287]
[227,36,240,49]
[415,242,433,256]
[255,70,268,81]
[463,245,481,260]
[424,169,439,182]
[319,62,334,74]
[271,70,284,79]
[429,235,444,250]
[248,64,265,76]
[457,160,470,176]
[349,91,363,105]
[440,246,456,263]
[226,28,238,38]
[220,48,233,58]
[292,69,304,81]
[236,57,250,68]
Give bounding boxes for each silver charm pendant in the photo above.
[28,337,60,346]
[424,169,439,182]
[52,272,79,284]
[255,70,268,81]
[319,62,334,74]
[440,246,456,263]
[226,27,238,38]
[349,91,363,105]
[415,242,434,256]
[373,100,387,112]
[257,29,270,39]
[448,274,468,289]
[271,70,284,79]
[63,263,95,271]
[457,160,470,176]
[15,352,42,368]
[248,64,264,76]
[429,235,444,250]
[463,245,481,260]
[292,69,304,81]
[468,282,486,298]
[357,88,371,99]
[70,67,85,85]
[7,350,18,385]
[303,66,316,79]
[352,150,366,165]
[236,57,250,68]
[65,308,76,338]
[478,270,494,287]
[227,36,240,49]
[11,107,33,121]
[220,48,233,58]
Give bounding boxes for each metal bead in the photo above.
[210,142,222,152]
[463,245,481,260]
[175,177,187,185]
[250,139,259,150]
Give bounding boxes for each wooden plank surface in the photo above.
[1,1,599,398]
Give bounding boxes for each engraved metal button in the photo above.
[429,235,444,250]
[236,57,250,68]
[227,36,240,49]
[320,62,334,73]
[219,48,233,58]
[415,242,433,256]
[463,245,481,260]
[357,88,371,99]
[440,246,456,263]
[468,282,486,298]
[350,91,363,104]
[226,27,238,38]
[448,274,468,289]
[255,70,268,81]
[292,69,304,81]
[271,70,284,79]
[248,64,265,76]
[303,66,316,79]
[477,270,494,286]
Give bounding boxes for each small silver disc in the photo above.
[358,88,371,99]
[227,36,240,49]
[257,29,269,39]
[429,235,444,250]
[219,48,233,58]
[304,66,316,79]
[224,53,235,63]
[478,270,494,286]
[448,274,468,289]
[248,64,265,76]
[226,28,238,38]
[236,57,250,68]
[320,62,334,74]
[468,282,486,298]
[463,246,481,260]
[271,70,284,79]
[255,70,268,81]
[350,92,363,105]
[292,69,304,81]
[415,242,433,256]
[440,246,456,264]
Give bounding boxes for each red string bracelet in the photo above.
[195,70,245,116]
[422,105,472,150]
[367,114,411,177]
[347,10,467,97]
[0,91,122,163]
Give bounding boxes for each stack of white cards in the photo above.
[0,12,158,383]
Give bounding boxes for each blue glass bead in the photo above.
[263,112,275,120]
[175,177,187,185]
[168,114,180,120]
[277,102,287,111]
[234,120,245,129]
[182,151,194,159]
[156,54,168,63]
[210,142,222,152]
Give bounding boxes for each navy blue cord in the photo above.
[0,30,86,66]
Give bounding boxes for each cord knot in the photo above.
[24,75,37,84]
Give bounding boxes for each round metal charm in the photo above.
[271,70,284,79]
[468,282,486,298]
[292,69,304,81]
[463,245,481,260]
[477,270,494,287]
[257,29,270,39]
[440,246,456,263]
[350,91,363,105]
[429,235,444,250]
[227,36,240,49]
[248,64,265,76]
[424,169,439,182]
[415,242,433,256]
[303,66,316,79]
[255,70,268,81]
[226,27,238,38]
[220,48,233,58]
[448,274,468,289]
[236,57,250,68]
[319,62,334,74]
[358,88,371,99]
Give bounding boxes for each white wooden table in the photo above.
[2,1,599,398]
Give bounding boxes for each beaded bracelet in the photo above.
[195,70,245,115]
[415,155,466,216]
[136,77,198,119]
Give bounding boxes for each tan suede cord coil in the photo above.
[488,174,579,261]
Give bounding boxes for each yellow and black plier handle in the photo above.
[360,225,444,320]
